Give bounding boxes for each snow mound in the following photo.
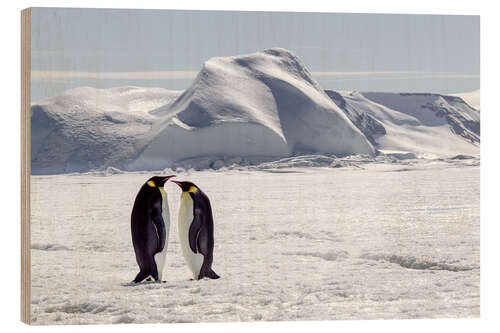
[31,86,182,174]
[327,91,480,157]
[132,48,375,170]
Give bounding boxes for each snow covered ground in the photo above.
[30,158,479,324]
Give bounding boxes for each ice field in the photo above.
[30,159,479,324]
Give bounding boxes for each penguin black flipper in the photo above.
[188,207,204,254]
[151,203,166,253]
[196,224,209,256]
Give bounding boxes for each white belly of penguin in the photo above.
[154,187,170,281]
[178,192,204,279]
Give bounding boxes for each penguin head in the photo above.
[146,175,176,188]
[172,180,199,193]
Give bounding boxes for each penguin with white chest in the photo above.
[131,175,175,283]
[172,181,220,280]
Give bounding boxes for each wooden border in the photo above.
[21,7,31,325]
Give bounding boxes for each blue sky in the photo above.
[31,8,479,102]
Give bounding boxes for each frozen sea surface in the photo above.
[30,161,479,324]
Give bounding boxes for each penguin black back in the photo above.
[173,181,220,280]
[130,176,174,283]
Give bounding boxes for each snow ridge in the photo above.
[362,92,480,144]
[326,91,480,157]
[325,90,386,145]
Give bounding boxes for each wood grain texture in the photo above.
[21,7,31,325]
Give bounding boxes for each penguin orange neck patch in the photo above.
[147,180,156,187]
[188,186,198,193]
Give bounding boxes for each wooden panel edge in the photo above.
[21,7,31,325]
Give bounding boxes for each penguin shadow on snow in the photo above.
[121,278,189,288]
[121,279,159,288]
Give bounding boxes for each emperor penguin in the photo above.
[172,181,220,280]
[131,175,175,283]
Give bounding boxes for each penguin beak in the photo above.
[163,175,176,183]
[157,175,175,187]
[171,180,182,188]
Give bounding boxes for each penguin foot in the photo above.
[146,277,152,282]
[201,269,220,280]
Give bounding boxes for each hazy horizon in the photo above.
[30,8,480,102]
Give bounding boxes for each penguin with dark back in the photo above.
[172,180,220,280]
[131,175,175,283]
